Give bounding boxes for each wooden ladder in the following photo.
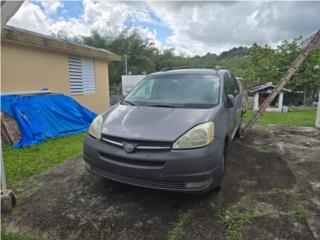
[241,30,320,136]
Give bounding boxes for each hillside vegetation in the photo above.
[82,30,320,95]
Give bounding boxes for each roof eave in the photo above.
[1,27,121,62]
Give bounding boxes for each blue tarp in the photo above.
[1,94,96,148]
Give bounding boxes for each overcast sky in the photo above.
[8,0,320,56]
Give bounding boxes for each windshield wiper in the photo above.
[147,104,181,108]
[122,100,136,106]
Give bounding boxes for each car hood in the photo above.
[101,104,216,142]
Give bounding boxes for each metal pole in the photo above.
[0,138,7,193]
[124,54,128,75]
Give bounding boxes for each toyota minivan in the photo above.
[83,67,243,192]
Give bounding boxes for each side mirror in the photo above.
[226,94,234,108]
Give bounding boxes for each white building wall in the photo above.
[121,75,146,95]
[253,93,259,111]
[278,92,284,112]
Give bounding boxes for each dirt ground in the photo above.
[2,125,320,240]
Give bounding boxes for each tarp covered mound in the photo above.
[1,94,96,148]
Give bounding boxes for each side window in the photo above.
[224,75,233,96]
[229,74,239,96]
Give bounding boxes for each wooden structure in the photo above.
[242,30,320,135]
[249,82,303,112]
[317,91,320,129]
[1,112,21,145]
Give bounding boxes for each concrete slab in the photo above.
[2,126,320,240]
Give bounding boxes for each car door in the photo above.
[229,73,242,134]
[223,74,237,138]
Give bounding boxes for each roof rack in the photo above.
[160,65,224,72]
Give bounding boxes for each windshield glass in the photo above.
[124,74,220,108]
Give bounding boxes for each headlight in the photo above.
[173,122,214,149]
[88,114,103,139]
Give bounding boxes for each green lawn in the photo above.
[243,109,317,127]
[3,133,85,188]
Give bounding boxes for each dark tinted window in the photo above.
[228,73,239,96]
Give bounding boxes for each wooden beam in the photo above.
[316,90,320,129]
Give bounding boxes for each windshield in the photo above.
[124,74,220,108]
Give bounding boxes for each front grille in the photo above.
[101,134,172,151]
[99,152,165,168]
[91,166,185,190]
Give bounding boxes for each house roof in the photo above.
[249,82,294,93]
[1,26,121,62]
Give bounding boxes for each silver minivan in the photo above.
[84,68,243,192]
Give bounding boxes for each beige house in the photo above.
[1,26,120,113]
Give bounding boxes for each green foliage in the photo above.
[243,109,316,127]
[246,38,320,91]
[3,133,85,188]
[167,211,192,240]
[246,43,277,83]
[82,30,251,86]
[82,31,319,93]
[218,206,255,240]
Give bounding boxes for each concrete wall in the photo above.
[1,42,110,113]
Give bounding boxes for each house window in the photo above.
[68,55,96,95]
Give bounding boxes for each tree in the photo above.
[245,43,277,84]
[81,30,319,95]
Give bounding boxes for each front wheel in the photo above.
[235,114,243,138]
[205,143,227,193]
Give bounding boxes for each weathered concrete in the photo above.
[1,189,16,212]
[2,125,320,240]
[270,125,320,240]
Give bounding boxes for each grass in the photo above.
[2,133,85,188]
[218,206,255,240]
[1,230,33,240]
[167,211,192,240]
[294,206,309,219]
[243,109,316,127]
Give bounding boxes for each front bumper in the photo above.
[83,134,224,192]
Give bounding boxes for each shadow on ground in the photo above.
[2,126,320,240]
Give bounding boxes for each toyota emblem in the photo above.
[122,142,137,153]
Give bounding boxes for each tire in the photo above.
[205,142,228,193]
[235,114,243,138]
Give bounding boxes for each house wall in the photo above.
[1,42,110,113]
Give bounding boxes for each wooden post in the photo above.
[316,90,320,129]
